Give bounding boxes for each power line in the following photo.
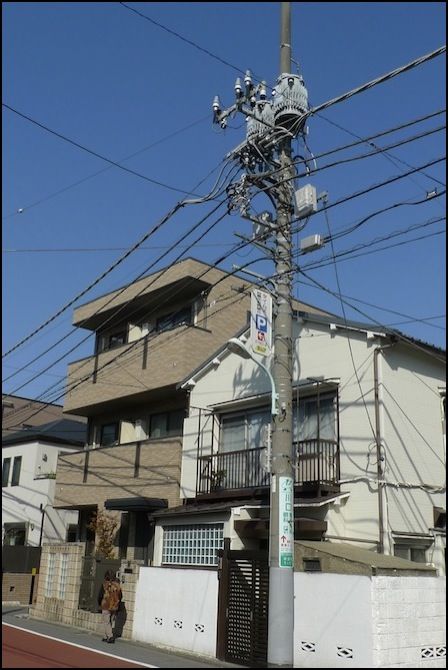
[2,243,236,254]
[322,191,446,243]
[2,114,209,221]
[295,269,446,363]
[302,227,445,271]
[118,2,250,79]
[315,112,446,189]
[2,103,204,197]
[306,45,446,122]
[293,125,446,181]
[3,159,235,359]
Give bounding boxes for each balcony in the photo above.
[64,326,216,414]
[196,439,340,499]
[54,438,182,510]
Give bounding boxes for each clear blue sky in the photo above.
[2,2,446,402]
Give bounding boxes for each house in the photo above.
[53,257,326,562]
[29,263,446,659]
[2,418,87,547]
[148,310,446,576]
[2,394,69,437]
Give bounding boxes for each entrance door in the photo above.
[217,546,269,667]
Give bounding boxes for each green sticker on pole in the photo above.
[279,476,294,567]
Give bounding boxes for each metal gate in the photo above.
[217,545,269,667]
[78,557,121,612]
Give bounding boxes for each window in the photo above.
[98,330,127,353]
[162,523,224,566]
[100,423,119,446]
[46,553,57,597]
[2,458,11,487]
[156,306,192,333]
[58,554,69,599]
[11,456,22,486]
[3,522,26,546]
[66,524,78,542]
[394,543,429,563]
[295,395,336,441]
[221,409,271,453]
[149,410,185,439]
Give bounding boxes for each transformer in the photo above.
[272,73,309,136]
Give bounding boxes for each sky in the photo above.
[2,2,446,404]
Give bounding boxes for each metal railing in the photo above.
[197,439,339,494]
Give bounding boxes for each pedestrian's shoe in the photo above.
[107,637,115,643]
[102,637,109,642]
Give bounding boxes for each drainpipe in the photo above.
[373,341,396,554]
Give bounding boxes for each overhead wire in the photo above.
[3,157,237,359]
[2,113,210,221]
[2,103,205,198]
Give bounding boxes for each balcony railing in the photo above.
[197,439,340,496]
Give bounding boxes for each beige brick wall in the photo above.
[55,439,182,509]
[2,573,36,604]
[30,542,140,640]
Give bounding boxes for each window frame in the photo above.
[11,456,22,486]
[2,457,11,487]
[100,422,119,447]
[161,523,224,567]
[156,305,192,333]
[148,409,185,439]
[3,522,27,546]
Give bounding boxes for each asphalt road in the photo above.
[2,606,241,669]
[3,623,150,668]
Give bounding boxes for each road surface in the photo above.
[2,623,154,668]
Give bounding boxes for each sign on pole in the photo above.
[250,289,272,357]
[278,476,294,567]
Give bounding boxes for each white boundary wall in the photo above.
[132,567,446,667]
[132,567,218,659]
[294,573,446,668]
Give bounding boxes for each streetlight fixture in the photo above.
[227,338,279,416]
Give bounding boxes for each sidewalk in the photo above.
[2,605,242,668]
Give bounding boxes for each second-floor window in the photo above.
[149,410,185,439]
[11,456,22,486]
[98,330,127,353]
[220,395,337,453]
[156,306,192,333]
[100,423,119,446]
[221,409,271,453]
[2,458,11,487]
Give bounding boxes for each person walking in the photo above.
[97,570,122,643]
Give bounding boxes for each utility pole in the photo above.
[213,2,309,666]
[267,3,295,667]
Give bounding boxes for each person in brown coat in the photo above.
[97,570,122,643]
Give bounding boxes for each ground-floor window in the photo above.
[3,522,26,546]
[393,542,429,563]
[162,523,224,566]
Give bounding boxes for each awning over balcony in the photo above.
[104,497,167,512]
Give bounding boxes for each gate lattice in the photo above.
[217,546,269,667]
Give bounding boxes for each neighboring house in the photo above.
[2,419,87,546]
[2,394,70,437]
[149,310,446,575]
[54,257,326,561]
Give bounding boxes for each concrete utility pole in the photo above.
[268,3,295,666]
[213,2,309,667]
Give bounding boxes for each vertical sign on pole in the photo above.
[278,476,294,567]
[250,289,272,357]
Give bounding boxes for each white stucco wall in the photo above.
[182,318,446,572]
[294,573,446,668]
[2,440,78,546]
[294,572,374,668]
[132,567,219,658]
